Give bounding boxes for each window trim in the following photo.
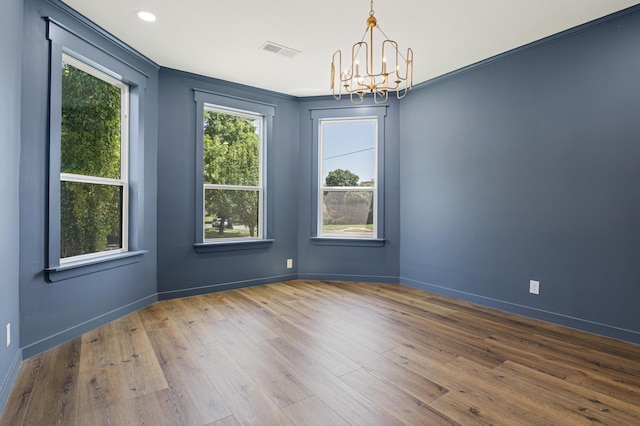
[46,18,148,281]
[310,106,387,245]
[193,90,275,250]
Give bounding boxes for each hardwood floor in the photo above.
[2,280,640,425]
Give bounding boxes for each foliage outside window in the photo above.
[319,119,377,238]
[203,107,263,241]
[59,54,129,261]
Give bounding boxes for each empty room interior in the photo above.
[2,0,640,424]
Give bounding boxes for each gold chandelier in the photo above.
[331,0,413,104]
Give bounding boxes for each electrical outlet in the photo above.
[529,280,540,295]
[286,258,293,269]
[6,323,10,347]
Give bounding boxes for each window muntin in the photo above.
[318,118,378,239]
[59,54,129,262]
[203,107,264,241]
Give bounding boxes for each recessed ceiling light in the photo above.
[136,10,156,22]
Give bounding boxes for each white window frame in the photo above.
[59,54,130,263]
[202,105,265,242]
[318,118,378,239]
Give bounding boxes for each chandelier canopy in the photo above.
[331,0,413,104]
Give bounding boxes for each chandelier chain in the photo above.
[369,0,375,17]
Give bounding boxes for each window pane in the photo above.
[205,188,260,240]
[203,110,260,186]
[60,181,123,258]
[61,61,122,179]
[321,190,374,238]
[322,121,376,187]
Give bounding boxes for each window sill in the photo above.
[46,250,148,282]
[310,237,385,247]
[194,239,275,253]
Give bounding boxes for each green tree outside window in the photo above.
[203,110,262,238]
[60,60,125,258]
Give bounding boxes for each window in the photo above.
[203,107,263,241]
[311,107,386,244]
[59,55,129,261]
[46,19,148,279]
[194,91,275,249]
[319,119,377,238]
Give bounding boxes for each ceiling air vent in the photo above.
[260,41,300,58]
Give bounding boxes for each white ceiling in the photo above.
[62,0,639,97]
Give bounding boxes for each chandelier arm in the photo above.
[352,26,371,63]
[331,50,343,100]
[377,27,410,62]
[368,17,373,81]
[350,92,365,104]
[406,48,414,87]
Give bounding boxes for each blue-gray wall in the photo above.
[0,0,24,414]
[297,97,401,282]
[156,69,299,298]
[399,9,640,343]
[19,0,159,358]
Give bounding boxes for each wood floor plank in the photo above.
[280,396,350,426]
[206,414,241,426]
[76,348,168,416]
[427,393,511,426]
[175,316,220,353]
[235,287,380,366]
[490,328,640,380]
[269,283,404,353]
[486,331,640,403]
[3,280,640,425]
[194,334,284,425]
[224,291,361,376]
[265,336,403,426]
[432,356,606,425]
[386,345,606,424]
[137,301,172,331]
[20,338,80,426]
[384,345,465,389]
[340,368,456,425]
[79,312,154,372]
[76,388,188,426]
[166,295,226,324]
[319,280,461,321]
[496,360,640,425]
[0,354,43,426]
[201,292,279,342]
[358,353,448,404]
[206,319,313,408]
[292,281,505,368]
[427,372,555,425]
[146,322,194,363]
[160,357,232,424]
[481,333,577,380]
[241,286,400,354]
[567,367,640,406]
